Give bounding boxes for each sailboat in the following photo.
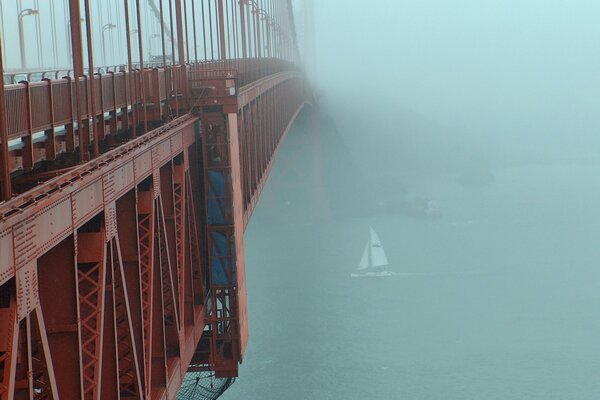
[351,228,395,278]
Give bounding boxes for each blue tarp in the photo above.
[207,170,233,225]
[210,231,237,285]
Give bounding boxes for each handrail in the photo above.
[0,58,298,178]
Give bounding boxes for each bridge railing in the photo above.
[2,63,167,85]
[1,58,297,181]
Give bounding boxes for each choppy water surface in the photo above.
[221,120,600,399]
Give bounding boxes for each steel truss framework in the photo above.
[0,69,308,398]
[0,0,312,398]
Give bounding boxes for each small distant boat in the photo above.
[409,197,442,219]
[351,228,395,278]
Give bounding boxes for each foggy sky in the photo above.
[3,0,599,167]
[309,0,600,169]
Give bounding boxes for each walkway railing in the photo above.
[1,58,296,180]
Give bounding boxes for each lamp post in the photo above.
[101,23,117,66]
[18,8,39,69]
[149,33,161,63]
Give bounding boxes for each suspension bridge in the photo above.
[0,0,314,399]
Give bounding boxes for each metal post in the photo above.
[254,2,261,58]
[183,0,190,63]
[102,24,117,67]
[124,0,137,138]
[168,0,179,114]
[0,30,11,201]
[18,9,40,70]
[265,14,271,58]
[201,0,207,60]
[174,0,186,65]
[85,0,100,157]
[159,0,167,67]
[191,0,198,62]
[135,0,148,133]
[217,0,227,60]
[68,0,87,161]
[159,0,171,115]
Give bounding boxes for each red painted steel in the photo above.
[0,0,311,398]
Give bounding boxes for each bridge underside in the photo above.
[0,63,310,399]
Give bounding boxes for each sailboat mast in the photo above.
[367,234,372,268]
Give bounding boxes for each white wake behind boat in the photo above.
[351,228,395,278]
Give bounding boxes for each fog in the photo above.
[309,0,600,173]
[222,2,600,399]
[3,1,600,398]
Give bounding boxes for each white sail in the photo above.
[369,228,388,267]
[357,242,370,270]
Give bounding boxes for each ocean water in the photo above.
[221,120,600,399]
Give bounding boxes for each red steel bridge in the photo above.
[0,0,313,398]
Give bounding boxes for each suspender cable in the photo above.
[168,0,179,115]
[239,0,247,59]
[135,0,148,133]
[68,0,87,162]
[218,0,226,60]
[123,0,137,138]
[184,0,190,64]
[201,0,207,61]
[208,0,214,60]
[0,30,12,201]
[83,0,99,157]
[191,0,198,62]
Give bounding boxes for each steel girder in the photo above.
[0,70,310,399]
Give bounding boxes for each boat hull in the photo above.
[351,270,396,278]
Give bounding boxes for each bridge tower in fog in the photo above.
[0,1,312,399]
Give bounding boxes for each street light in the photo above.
[18,8,39,69]
[149,33,161,62]
[101,23,117,67]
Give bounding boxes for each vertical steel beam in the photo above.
[0,286,19,399]
[159,0,170,115]
[77,230,108,400]
[184,0,191,63]
[168,0,180,115]
[100,242,119,400]
[0,30,11,201]
[201,0,208,60]
[116,190,146,396]
[21,81,34,172]
[159,164,181,332]
[124,0,138,138]
[111,235,144,398]
[218,0,227,60]
[83,0,99,158]
[37,236,85,399]
[239,0,248,59]
[175,0,186,65]
[43,78,57,161]
[135,0,149,133]
[255,2,262,58]
[150,199,167,393]
[68,0,88,162]
[136,186,155,398]
[191,0,199,62]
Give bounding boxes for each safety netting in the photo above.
[176,369,235,400]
